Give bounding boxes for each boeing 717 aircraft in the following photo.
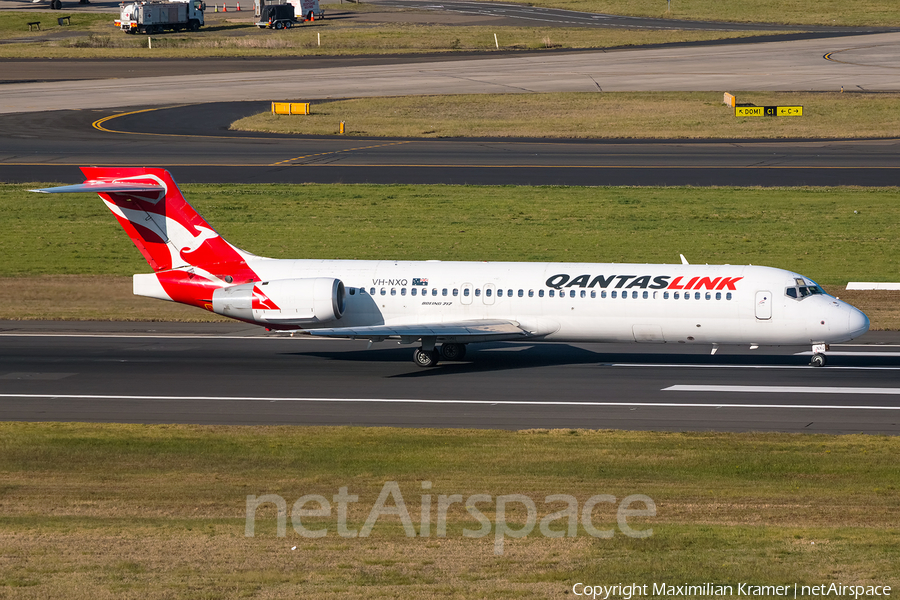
[33,167,870,367]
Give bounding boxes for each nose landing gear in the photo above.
[810,343,829,367]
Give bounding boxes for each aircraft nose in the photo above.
[846,306,870,339]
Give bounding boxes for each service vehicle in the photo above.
[255,0,322,28]
[116,0,204,34]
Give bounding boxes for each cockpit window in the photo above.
[785,284,823,300]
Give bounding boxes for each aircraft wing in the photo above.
[305,319,529,343]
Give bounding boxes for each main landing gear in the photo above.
[810,343,829,367]
[412,343,467,367]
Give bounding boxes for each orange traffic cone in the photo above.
[236,1,240,10]
[222,3,226,10]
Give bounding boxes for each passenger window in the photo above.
[486,288,492,297]
[539,290,544,298]
[601,291,607,298]
[463,288,470,297]
[664,292,669,299]
[580,290,586,298]
[380,288,386,296]
[726,292,733,300]
[518,290,524,298]
[442,289,448,296]
[411,288,417,296]
[401,288,407,296]
[548,290,555,298]
[694,292,701,300]
[569,290,575,298]
[590,291,596,298]
[475,289,481,297]
[528,290,534,298]
[453,289,459,297]
[498,289,504,297]
[632,291,638,299]
[370,287,376,295]
[642,291,648,299]
[508,290,513,297]
[391,288,397,296]
[705,292,711,300]
[611,291,617,298]
[432,288,438,296]
[716,292,721,300]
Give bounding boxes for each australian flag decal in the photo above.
[412,278,428,286]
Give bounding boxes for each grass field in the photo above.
[232,92,900,139]
[4,182,898,326]
[0,423,897,598]
[0,11,780,58]
[482,0,900,27]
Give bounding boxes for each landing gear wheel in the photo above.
[413,348,439,368]
[439,343,466,361]
[810,353,827,368]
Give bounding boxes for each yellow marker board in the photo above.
[735,106,803,117]
[271,102,311,115]
[735,106,765,117]
[776,106,803,116]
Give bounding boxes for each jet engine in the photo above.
[211,277,344,326]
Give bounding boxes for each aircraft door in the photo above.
[461,282,474,305]
[483,283,496,305]
[755,291,772,320]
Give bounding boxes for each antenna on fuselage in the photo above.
[680,254,689,265]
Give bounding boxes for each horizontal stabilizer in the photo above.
[30,182,165,195]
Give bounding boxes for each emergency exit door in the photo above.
[755,291,771,320]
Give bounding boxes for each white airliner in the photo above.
[33,167,869,367]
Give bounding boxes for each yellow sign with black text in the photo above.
[735,106,803,117]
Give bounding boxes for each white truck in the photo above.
[255,0,322,28]
[116,0,205,34]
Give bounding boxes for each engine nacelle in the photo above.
[211,277,344,326]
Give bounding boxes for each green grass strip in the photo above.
[8,183,899,285]
[233,92,900,139]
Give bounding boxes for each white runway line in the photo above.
[665,385,900,396]
[1,393,899,410]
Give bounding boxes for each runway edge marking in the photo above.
[2,393,900,410]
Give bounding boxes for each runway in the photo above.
[0,322,898,432]
[2,102,899,186]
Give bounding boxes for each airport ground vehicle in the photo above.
[255,0,322,28]
[32,168,869,368]
[116,0,204,33]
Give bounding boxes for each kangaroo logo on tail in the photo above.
[32,167,260,310]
